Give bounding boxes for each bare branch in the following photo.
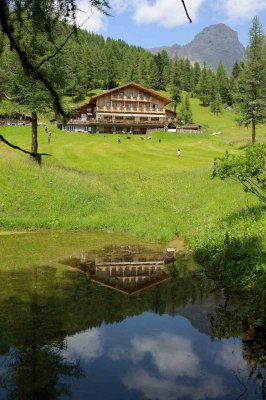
[0,134,51,157]
[181,0,192,23]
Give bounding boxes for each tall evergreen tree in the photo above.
[216,63,231,105]
[236,17,266,143]
[210,92,223,115]
[170,59,182,89]
[179,93,193,124]
[196,64,212,106]
[170,86,182,114]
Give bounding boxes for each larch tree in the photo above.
[236,16,266,143]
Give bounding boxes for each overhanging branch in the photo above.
[0,0,65,118]
[0,134,51,157]
[181,0,192,23]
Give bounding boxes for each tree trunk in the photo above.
[31,112,38,153]
[252,117,256,144]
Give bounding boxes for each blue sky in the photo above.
[77,0,266,47]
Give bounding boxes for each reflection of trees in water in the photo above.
[0,264,265,398]
[0,266,83,400]
[207,287,266,399]
[1,343,82,400]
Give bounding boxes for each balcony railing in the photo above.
[111,95,152,102]
[96,106,164,113]
[68,117,169,125]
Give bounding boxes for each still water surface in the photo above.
[0,232,264,400]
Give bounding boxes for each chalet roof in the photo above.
[79,82,173,109]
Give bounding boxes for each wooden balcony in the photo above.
[96,106,164,113]
[111,95,152,102]
[68,117,168,125]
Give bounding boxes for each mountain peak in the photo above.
[148,23,246,74]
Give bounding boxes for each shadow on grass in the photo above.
[54,163,90,177]
[224,204,266,225]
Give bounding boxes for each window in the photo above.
[152,117,159,121]
[140,103,146,109]
[153,104,158,109]
[127,103,132,109]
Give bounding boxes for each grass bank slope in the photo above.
[0,100,265,249]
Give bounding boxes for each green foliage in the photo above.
[210,92,222,115]
[213,144,266,203]
[170,86,181,114]
[216,63,231,105]
[196,64,213,106]
[179,93,193,123]
[235,17,266,142]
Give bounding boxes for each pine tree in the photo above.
[196,64,212,106]
[210,92,223,115]
[193,62,201,88]
[231,61,241,80]
[179,93,193,124]
[148,58,160,89]
[170,86,182,114]
[236,16,266,143]
[170,59,182,89]
[216,63,231,105]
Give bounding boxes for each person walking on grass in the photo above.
[177,148,181,158]
[118,135,121,144]
[48,131,51,143]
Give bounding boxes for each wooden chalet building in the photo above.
[62,82,176,134]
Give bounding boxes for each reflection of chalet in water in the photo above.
[62,82,176,134]
[93,262,169,295]
[61,245,175,295]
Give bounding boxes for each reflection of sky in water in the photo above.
[60,313,259,400]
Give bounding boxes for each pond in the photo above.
[0,232,265,400]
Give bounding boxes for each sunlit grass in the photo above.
[0,100,265,250]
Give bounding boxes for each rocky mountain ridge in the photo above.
[148,23,246,74]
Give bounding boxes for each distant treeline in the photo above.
[0,25,244,110]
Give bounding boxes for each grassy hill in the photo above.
[0,98,265,266]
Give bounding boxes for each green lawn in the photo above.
[0,98,265,252]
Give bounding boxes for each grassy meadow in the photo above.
[0,97,265,285]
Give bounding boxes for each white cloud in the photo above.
[216,0,266,21]
[123,368,228,400]
[110,0,132,14]
[215,341,248,372]
[130,333,200,378]
[64,328,104,362]
[109,332,228,400]
[76,0,106,32]
[108,333,200,378]
[132,0,206,28]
